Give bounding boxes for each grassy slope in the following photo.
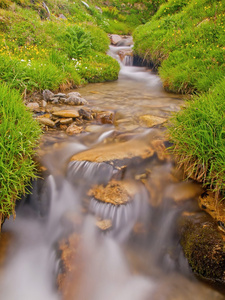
[133,0,225,194]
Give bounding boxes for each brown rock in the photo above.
[110,34,122,45]
[79,108,92,120]
[85,125,104,132]
[0,232,12,268]
[60,125,68,130]
[26,102,39,111]
[139,115,167,127]
[65,96,88,106]
[40,100,47,108]
[67,92,81,98]
[37,117,55,127]
[88,179,139,205]
[199,191,225,230]
[43,89,54,101]
[60,118,73,125]
[66,124,83,135]
[70,138,154,163]
[167,181,203,203]
[96,111,115,124]
[96,219,112,230]
[52,110,79,118]
[118,49,133,64]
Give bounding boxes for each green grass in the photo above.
[0,84,41,225]
[132,0,225,195]
[168,78,225,196]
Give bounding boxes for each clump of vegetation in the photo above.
[133,0,225,93]
[133,0,225,195]
[0,84,41,226]
[168,79,225,195]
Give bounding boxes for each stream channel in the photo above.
[0,44,224,300]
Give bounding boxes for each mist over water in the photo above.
[0,48,224,300]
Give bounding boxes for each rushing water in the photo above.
[0,45,224,300]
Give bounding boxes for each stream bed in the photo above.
[0,45,224,300]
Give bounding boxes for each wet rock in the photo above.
[0,232,12,268]
[37,117,55,127]
[52,109,79,118]
[88,179,138,205]
[96,111,115,124]
[151,139,170,161]
[110,34,122,45]
[85,125,105,132]
[57,232,82,299]
[118,49,133,64]
[139,115,167,127]
[116,36,133,46]
[60,124,68,130]
[49,97,59,104]
[59,118,73,125]
[43,89,54,101]
[96,219,112,230]
[40,100,47,108]
[167,181,203,203]
[66,124,83,135]
[67,92,81,98]
[65,95,88,106]
[70,138,155,164]
[26,102,39,111]
[199,191,225,228]
[78,108,92,120]
[54,93,66,98]
[179,211,225,283]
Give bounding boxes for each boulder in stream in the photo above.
[179,211,225,283]
[88,179,138,205]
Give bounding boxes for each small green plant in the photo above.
[61,25,92,60]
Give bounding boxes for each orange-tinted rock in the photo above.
[88,179,138,205]
[139,115,167,127]
[37,117,55,127]
[70,138,154,163]
[52,110,79,118]
[66,124,83,135]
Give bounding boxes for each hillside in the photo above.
[133,0,225,196]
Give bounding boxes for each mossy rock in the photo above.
[179,212,225,283]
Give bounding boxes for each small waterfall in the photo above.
[123,55,134,66]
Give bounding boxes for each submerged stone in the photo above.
[66,124,83,135]
[139,115,167,127]
[96,218,112,230]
